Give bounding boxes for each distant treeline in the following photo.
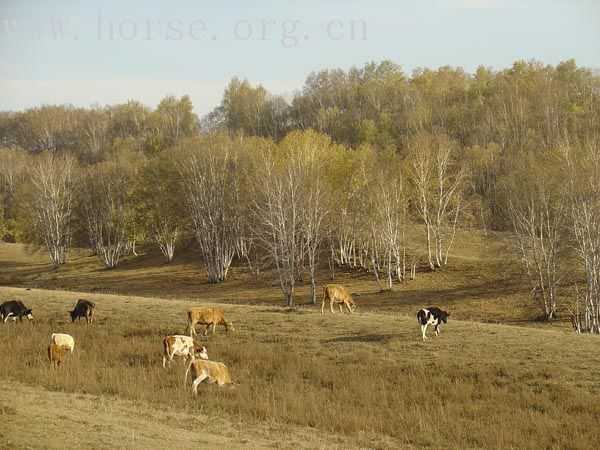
[0,59,599,330]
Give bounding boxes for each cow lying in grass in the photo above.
[47,344,67,369]
[321,284,356,314]
[52,333,75,353]
[187,307,235,336]
[417,307,450,341]
[186,359,233,394]
[162,335,208,369]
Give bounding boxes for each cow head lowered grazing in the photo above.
[186,359,234,394]
[187,307,235,336]
[0,300,33,323]
[69,299,95,325]
[321,284,356,314]
[417,307,450,341]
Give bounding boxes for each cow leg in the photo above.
[163,350,174,368]
[212,322,217,334]
[4,312,13,323]
[321,293,326,314]
[192,373,208,395]
[184,360,194,382]
[435,324,440,336]
[339,303,344,313]
[330,298,335,314]
[421,324,428,341]
[204,324,210,336]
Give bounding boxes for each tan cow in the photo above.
[47,344,66,369]
[162,335,208,368]
[187,307,235,336]
[321,284,356,314]
[186,359,233,394]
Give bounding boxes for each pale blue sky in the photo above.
[1,0,599,116]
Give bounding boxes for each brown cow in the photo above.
[187,307,235,336]
[69,299,95,325]
[321,284,356,314]
[47,344,67,369]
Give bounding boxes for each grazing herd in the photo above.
[1,287,451,394]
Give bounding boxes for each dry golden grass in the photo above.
[1,286,600,449]
[0,233,597,448]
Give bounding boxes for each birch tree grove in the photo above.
[80,162,133,268]
[499,152,565,320]
[562,142,600,333]
[249,142,304,306]
[3,58,600,332]
[18,152,76,267]
[136,153,183,263]
[408,132,467,269]
[284,131,332,304]
[373,152,406,289]
[0,148,29,238]
[177,135,243,283]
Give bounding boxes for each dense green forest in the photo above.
[1,59,599,330]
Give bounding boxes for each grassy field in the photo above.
[1,236,599,449]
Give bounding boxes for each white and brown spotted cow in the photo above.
[162,335,208,369]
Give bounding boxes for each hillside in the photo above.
[0,228,566,330]
[0,286,599,449]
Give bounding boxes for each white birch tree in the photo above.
[176,135,243,283]
[80,161,133,268]
[408,132,467,269]
[17,152,76,267]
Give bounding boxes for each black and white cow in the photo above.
[417,307,449,341]
[0,300,33,323]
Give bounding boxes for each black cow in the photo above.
[417,307,450,341]
[0,300,33,323]
[69,299,96,325]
